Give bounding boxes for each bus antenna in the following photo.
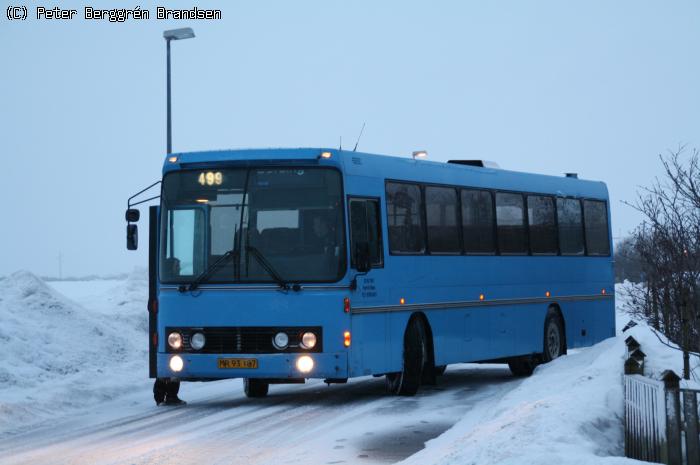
[352,122,366,152]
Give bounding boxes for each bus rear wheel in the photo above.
[508,358,536,377]
[386,318,426,396]
[244,378,269,398]
[542,310,566,363]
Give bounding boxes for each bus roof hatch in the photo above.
[447,160,500,168]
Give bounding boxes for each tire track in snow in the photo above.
[0,366,518,465]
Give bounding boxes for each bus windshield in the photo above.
[160,167,346,284]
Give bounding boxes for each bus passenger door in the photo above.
[348,197,387,375]
[148,205,159,378]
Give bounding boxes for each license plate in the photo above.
[218,358,258,369]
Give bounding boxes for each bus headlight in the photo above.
[190,332,206,350]
[273,332,289,350]
[169,355,184,372]
[168,332,182,350]
[296,355,314,373]
[300,332,317,349]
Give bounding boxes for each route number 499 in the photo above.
[198,171,223,186]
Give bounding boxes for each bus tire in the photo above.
[244,378,269,398]
[542,309,566,363]
[153,378,167,405]
[386,318,426,396]
[508,358,536,377]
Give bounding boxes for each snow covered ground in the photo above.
[0,272,696,464]
[0,270,151,436]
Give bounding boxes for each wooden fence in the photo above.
[624,336,700,465]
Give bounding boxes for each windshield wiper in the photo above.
[245,245,297,291]
[179,249,237,293]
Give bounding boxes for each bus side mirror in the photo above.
[126,209,140,222]
[354,242,371,273]
[127,224,138,250]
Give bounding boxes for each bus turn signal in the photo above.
[344,331,351,347]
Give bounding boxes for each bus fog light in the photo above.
[296,355,314,373]
[190,332,206,350]
[300,332,317,349]
[168,332,182,350]
[169,355,184,372]
[273,332,289,350]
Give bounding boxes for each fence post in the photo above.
[662,370,682,465]
[630,349,646,374]
[625,357,643,375]
[684,389,699,465]
[626,336,640,355]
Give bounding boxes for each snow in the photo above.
[399,284,699,465]
[0,274,697,464]
[400,339,628,465]
[0,270,150,436]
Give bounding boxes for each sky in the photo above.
[1,0,698,277]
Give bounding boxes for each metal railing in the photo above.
[624,336,700,465]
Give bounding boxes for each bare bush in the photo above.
[614,236,644,283]
[625,147,700,378]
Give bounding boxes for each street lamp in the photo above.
[163,27,195,155]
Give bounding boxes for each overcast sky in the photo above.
[1,0,698,277]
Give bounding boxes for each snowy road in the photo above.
[0,365,518,465]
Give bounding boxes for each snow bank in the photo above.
[400,284,698,465]
[0,270,149,435]
[401,339,630,465]
[2,274,697,464]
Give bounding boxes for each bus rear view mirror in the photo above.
[125,208,140,222]
[354,242,371,273]
[127,224,138,250]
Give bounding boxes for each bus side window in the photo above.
[349,198,384,268]
[557,198,585,255]
[461,189,495,253]
[583,200,610,256]
[425,186,460,254]
[527,195,558,255]
[495,192,528,254]
[385,182,426,254]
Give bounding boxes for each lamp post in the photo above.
[163,27,195,155]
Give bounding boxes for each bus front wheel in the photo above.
[386,318,427,396]
[244,378,269,398]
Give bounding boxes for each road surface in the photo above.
[0,365,518,465]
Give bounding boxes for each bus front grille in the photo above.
[165,326,323,354]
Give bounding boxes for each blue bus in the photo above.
[125,148,614,404]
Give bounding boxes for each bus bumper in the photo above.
[157,351,348,380]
